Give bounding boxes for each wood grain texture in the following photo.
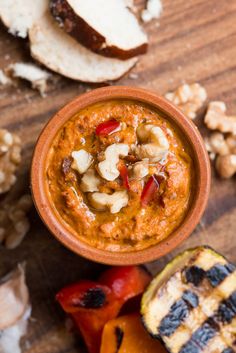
[0,0,235,352]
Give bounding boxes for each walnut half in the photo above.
[0,194,32,249]
[0,129,21,194]
[204,101,236,135]
[165,83,207,119]
[216,155,236,179]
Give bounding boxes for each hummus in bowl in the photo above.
[31,86,210,264]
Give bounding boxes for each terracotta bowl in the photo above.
[31,86,210,265]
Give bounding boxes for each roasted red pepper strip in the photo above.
[118,164,130,190]
[95,119,120,136]
[71,298,121,353]
[55,280,112,313]
[56,266,151,353]
[141,175,159,207]
[99,266,150,301]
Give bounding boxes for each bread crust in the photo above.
[50,0,148,60]
[29,12,138,83]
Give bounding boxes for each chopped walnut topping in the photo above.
[204,101,236,134]
[80,169,100,192]
[98,144,129,181]
[132,160,149,179]
[0,129,21,194]
[165,83,207,119]
[0,194,32,249]
[135,124,169,161]
[89,190,128,214]
[71,150,93,174]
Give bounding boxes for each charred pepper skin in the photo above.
[56,266,151,353]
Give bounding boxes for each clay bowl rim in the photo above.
[31,86,211,265]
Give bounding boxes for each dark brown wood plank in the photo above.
[0,0,235,352]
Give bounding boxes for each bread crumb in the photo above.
[8,62,51,96]
[129,72,139,80]
[141,0,163,23]
[0,69,12,86]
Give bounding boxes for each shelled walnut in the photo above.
[165,83,207,119]
[204,101,236,135]
[204,122,236,178]
[0,129,21,194]
[216,154,236,179]
[0,194,32,249]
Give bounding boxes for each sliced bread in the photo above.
[50,0,148,59]
[29,11,138,82]
[0,0,48,38]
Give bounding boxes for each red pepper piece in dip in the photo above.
[141,175,159,207]
[118,164,130,190]
[95,119,120,136]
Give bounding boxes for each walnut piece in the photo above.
[204,101,236,179]
[98,144,129,181]
[165,83,207,119]
[71,149,93,174]
[205,132,231,159]
[80,169,100,192]
[135,124,169,161]
[204,101,236,134]
[89,190,128,214]
[0,194,32,249]
[205,132,236,178]
[0,129,21,194]
[216,155,236,179]
[132,160,149,179]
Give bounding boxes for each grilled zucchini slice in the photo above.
[141,246,236,353]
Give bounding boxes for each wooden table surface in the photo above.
[0,0,235,352]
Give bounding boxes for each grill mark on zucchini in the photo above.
[222,348,234,353]
[182,290,199,308]
[214,291,236,324]
[185,266,206,286]
[159,291,199,337]
[206,264,235,287]
[184,264,235,288]
[179,318,220,353]
[179,293,236,353]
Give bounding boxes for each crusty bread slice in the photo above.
[50,0,148,60]
[29,11,137,82]
[0,0,48,38]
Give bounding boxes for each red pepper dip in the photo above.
[46,100,194,252]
